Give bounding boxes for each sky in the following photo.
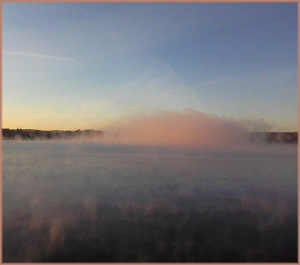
[2,2,298,131]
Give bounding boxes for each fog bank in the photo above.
[103,109,250,149]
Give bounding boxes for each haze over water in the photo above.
[2,2,297,262]
[3,139,297,262]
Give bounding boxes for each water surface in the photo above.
[3,141,297,262]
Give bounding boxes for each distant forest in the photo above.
[2,128,103,140]
[1,128,298,144]
[248,132,297,144]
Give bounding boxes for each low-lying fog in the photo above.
[3,139,297,262]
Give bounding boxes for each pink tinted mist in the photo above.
[105,109,248,149]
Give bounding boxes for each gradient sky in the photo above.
[3,2,298,131]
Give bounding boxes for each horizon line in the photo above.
[2,128,298,133]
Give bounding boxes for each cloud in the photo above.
[3,51,73,62]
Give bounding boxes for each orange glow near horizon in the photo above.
[3,109,298,133]
[2,108,111,131]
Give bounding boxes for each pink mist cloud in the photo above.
[104,109,249,149]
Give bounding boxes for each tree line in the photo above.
[2,128,103,140]
[2,128,298,143]
[248,132,297,144]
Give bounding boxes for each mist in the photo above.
[4,109,281,152]
[2,110,297,262]
[102,109,247,148]
[3,137,297,262]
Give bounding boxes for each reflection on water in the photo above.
[3,141,297,262]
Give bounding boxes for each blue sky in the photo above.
[2,2,298,131]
